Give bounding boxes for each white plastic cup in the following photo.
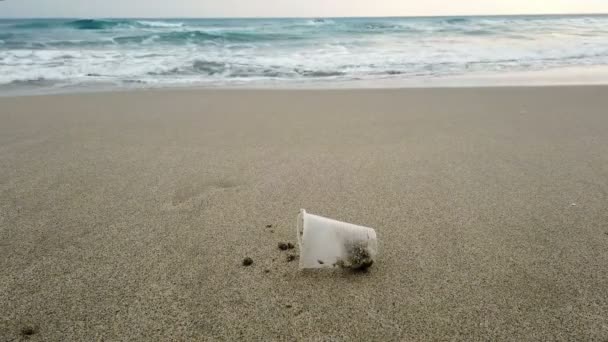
[296,209,378,270]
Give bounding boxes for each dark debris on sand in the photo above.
[242,257,253,266]
[286,254,297,262]
[278,242,295,251]
[21,326,37,336]
[333,241,374,272]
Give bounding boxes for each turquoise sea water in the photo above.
[1,15,608,93]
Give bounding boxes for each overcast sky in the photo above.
[1,0,608,18]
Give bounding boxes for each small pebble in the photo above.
[278,242,289,250]
[266,224,273,228]
[287,242,295,249]
[242,257,253,266]
[21,326,36,336]
[286,304,292,309]
[317,260,324,265]
[264,269,270,273]
[287,254,297,262]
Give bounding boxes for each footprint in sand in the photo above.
[162,179,240,211]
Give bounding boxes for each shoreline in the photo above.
[3,65,608,97]
[2,83,608,101]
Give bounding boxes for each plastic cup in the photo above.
[296,209,378,270]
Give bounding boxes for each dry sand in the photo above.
[1,86,607,341]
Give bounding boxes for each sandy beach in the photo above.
[1,86,607,341]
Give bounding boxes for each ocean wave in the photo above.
[66,19,130,30]
[463,29,495,35]
[3,16,608,92]
[360,23,404,31]
[113,30,304,45]
[192,60,226,74]
[305,19,335,26]
[337,21,418,34]
[0,41,48,49]
[7,77,57,87]
[149,60,240,77]
[148,59,348,79]
[296,70,346,77]
[136,20,184,28]
[444,18,469,24]
[150,60,228,76]
[12,21,58,29]
[1,38,113,49]
[1,17,505,39]
[436,26,498,36]
[10,19,185,31]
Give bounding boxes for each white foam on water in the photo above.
[2,16,608,94]
[136,20,185,28]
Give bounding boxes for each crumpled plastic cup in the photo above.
[296,209,378,270]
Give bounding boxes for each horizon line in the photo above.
[1,12,608,20]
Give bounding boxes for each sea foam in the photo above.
[2,15,608,93]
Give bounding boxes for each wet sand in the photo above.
[1,86,607,341]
